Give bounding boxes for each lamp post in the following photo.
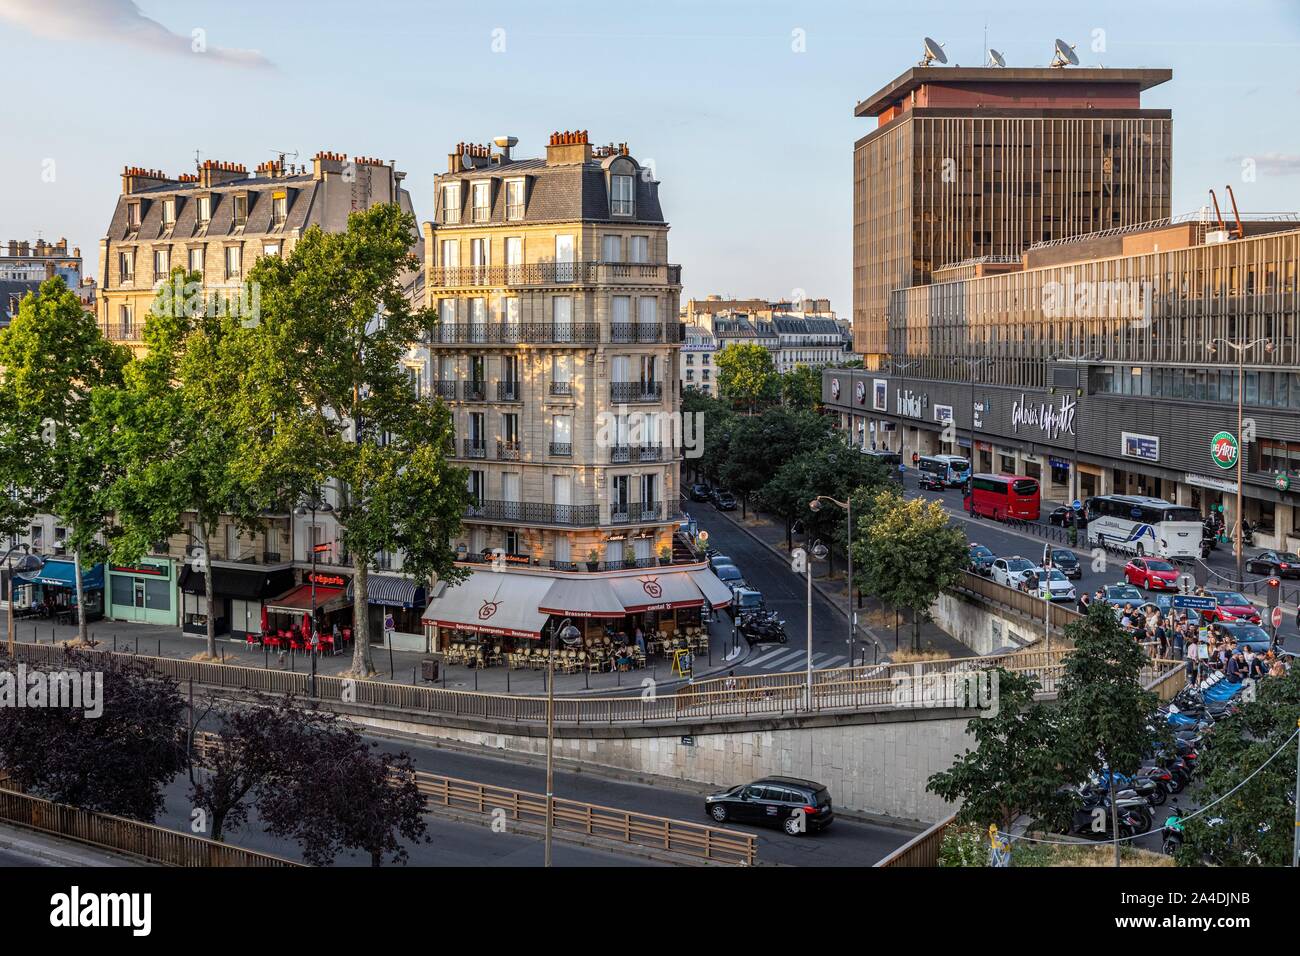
[5,544,40,657]
[810,495,856,667]
[1050,352,1101,508]
[294,496,335,698]
[545,617,580,867]
[888,356,919,464]
[791,540,829,710]
[951,357,993,467]
[1206,337,1273,584]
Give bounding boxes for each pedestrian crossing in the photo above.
[744,647,850,672]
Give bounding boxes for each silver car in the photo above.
[1029,567,1076,602]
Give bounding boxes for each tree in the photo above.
[780,364,823,412]
[0,278,129,642]
[1179,665,1300,866]
[0,650,185,820]
[926,669,1076,833]
[245,205,468,676]
[1052,602,1163,865]
[255,715,429,866]
[719,408,830,519]
[103,269,291,659]
[715,342,776,413]
[852,488,967,649]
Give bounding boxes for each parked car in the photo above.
[1029,567,1077,602]
[705,777,834,835]
[1123,557,1181,591]
[1205,590,1261,625]
[990,556,1036,589]
[713,564,746,591]
[1048,505,1087,528]
[708,553,733,571]
[918,473,945,491]
[1042,545,1081,580]
[1209,621,1273,653]
[1245,550,1300,579]
[968,544,995,576]
[713,490,738,511]
[1099,584,1145,607]
[688,482,712,502]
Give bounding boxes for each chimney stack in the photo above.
[198,159,249,188]
[546,130,592,166]
[312,150,348,180]
[121,166,178,195]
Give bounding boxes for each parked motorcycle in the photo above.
[1162,806,1184,855]
[738,610,788,644]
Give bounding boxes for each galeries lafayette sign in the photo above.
[1010,393,1076,440]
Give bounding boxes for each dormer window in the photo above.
[472,181,491,222]
[162,198,176,227]
[127,203,142,228]
[441,182,461,224]
[233,194,248,227]
[197,196,212,224]
[505,178,525,220]
[271,192,287,227]
[610,174,634,216]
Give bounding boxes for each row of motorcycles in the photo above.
[736,609,789,644]
[1063,686,1228,850]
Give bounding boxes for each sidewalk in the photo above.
[3,614,742,698]
[699,503,972,661]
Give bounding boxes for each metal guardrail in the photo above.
[413,771,756,866]
[874,812,958,867]
[954,570,1084,630]
[0,786,299,867]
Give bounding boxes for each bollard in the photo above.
[158,639,162,658]
[135,637,139,654]
[474,668,478,691]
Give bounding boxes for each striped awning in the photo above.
[349,574,423,608]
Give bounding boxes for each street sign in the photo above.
[698,530,709,543]
[1072,499,1082,511]
[1173,594,1217,611]
[1211,431,1239,470]
[1271,606,1283,629]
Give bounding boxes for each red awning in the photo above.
[264,585,345,615]
[608,572,705,614]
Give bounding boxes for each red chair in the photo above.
[342,627,352,647]
[289,632,306,653]
[246,631,259,647]
[263,632,281,650]
[318,634,335,655]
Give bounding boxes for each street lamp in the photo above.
[792,540,828,710]
[544,617,580,868]
[1051,351,1101,508]
[887,356,919,463]
[810,495,857,669]
[1206,337,1273,584]
[294,495,335,697]
[951,357,993,467]
[4,543,42,657]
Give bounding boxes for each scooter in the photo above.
[738,611,788,644]
[1161,806,1184,855]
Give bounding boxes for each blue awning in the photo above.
[347,573,424,608]
[16,558,104,591]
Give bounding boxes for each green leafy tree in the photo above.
[715,342,777,413]
[852,488,967,649]
[245,204,467,676]
[719,408,831,519]
[0,277,129,642]
[1179,665,1300,866]
[682,390,736,486]
[779,364,823,412]
[927,669,1076,834]
[1052,602,1164,865]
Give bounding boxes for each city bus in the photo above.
[1085,495,1203,559]
[917,454,971,488]
[964,474,1041,521]
[861,448,903,478]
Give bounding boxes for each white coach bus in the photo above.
[1085,495,1203,559]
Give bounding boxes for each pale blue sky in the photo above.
[3,0,1299,311]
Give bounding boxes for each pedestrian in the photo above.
[1171,623,1185,658]
[1078,591,1091,615]
[1184,635,1200,681]
[723,670,737,691]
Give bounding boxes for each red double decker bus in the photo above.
[964,473,1041,521]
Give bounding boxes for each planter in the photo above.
[585,561,599,572]
[658,557,671,566]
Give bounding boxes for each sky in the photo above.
[3,0,1300,312]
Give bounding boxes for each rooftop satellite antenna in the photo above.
[1051,38,1078,68]
[919,36,947,67]
[988,48,1006,67]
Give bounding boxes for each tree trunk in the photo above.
[212,809,226,842]
[202,525,217,659]
[912,610,921,653]
[350,563,375,676]
[72,548,87,644]
[370,849,381,867]
[740,495,747,519]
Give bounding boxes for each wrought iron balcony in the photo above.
[496,439,522,461]
[431,380,457,400]
[497,381,521,401]
[427,322,600,346]
[609,445,662,464]
[549,381,573,396]
[610,381,663,403]
[464,500,600,527]
[462,381,488,401]
[549,442,572,457]
[610,323,678,344]
[461,439,487,459]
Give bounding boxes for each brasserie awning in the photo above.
[537,576,627,619]
[688,568,734,610]
[264,585,346,615]
[16,559,104,592]
[348,573,423,608]
[421,570,552,639]
[608,571,705,614]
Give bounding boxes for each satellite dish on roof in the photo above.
[460,152,474,170]
[988,48,1005,67]
[1051,38,1078,68]
[920,37,947,66]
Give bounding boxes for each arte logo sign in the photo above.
[639,576,663,598]
[478,599,500,620]
[1211,431,1238,470]
[1011,393,1076,440]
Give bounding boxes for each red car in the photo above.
[1123,557,1181,591]
[1205,590,1261,625]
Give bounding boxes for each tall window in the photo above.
[505,179,525,220]
[233,194,248,226]
[188,247,203,275]
[153,248,169,280]
[637,296,657,329]
[602,235,621,263]
[554,234,575,283]
[467,470,485,506]
[553,414,572,447]
[612,296,631,327]
[470,237,489,281]
[118,304,133,338]
[224,245,242,280]
[127,203,141,229]
[505,237,523,282]
[119,250,135,282]
[553,295,573,342]
[197,196,212,224]
[271,194,287,226]
[442,183,461,224]
[629,235,648,263]
[552,354,572,393]
[610,175,634,216]
[438,298,456,342]
[162,199,176,226]
[472,181,491,222]
[503,297,520,338]
[440,239,460,277]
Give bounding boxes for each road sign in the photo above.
[1173,594,1217,611]
[698,530,709,543]
[1271,606,1284,629]
[1072,499,1082,511]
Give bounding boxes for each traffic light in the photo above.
[1267,577,1281,608]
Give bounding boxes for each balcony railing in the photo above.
[464,500,600,527]
[461,439,487,459]
[431,380,458,400]
[497,381,521,401]
[610,323,678,344]
[462,381,488,401]
[610,381,663,403]
[549,442,572,457]
[428,261,681,289]
[428,322,600,346]
[549,381,573,396]
[610,445,662,464]
[497,439,522,461]
[608,501,661,525]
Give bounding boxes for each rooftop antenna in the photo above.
[1051,38,1079,68]
[988,48,1006,67]
[919,36,947,67]
[194,149,202,170]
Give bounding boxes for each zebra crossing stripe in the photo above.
[757,650,806,670]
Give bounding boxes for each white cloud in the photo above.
[0,0,275,69]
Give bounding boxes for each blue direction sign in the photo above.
[1072,500,1082,511]
[1173,595,1217,611]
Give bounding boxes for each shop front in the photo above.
[263,570,352,644]
[178,563,295,639]
[106,559,177,626]
[13,558,104,623]
[350,573,426,652]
